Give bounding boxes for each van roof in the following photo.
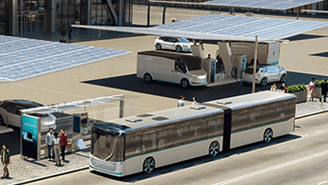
[138,50,202,70]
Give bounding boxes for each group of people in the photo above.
[270,83,287,93]
[45,128,68,166]
[178,95,197,107]
[308,77,328,102]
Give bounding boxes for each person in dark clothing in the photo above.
[60,128,68,162]
[68,28,73,42]
[0,145,11,179]
[321,78,328,102]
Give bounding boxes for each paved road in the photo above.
[28,112,328,185]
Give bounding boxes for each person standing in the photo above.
[97,30,101,39]
[45,128,55,161]
[1,145,11,179]
[192,96,197,105]
[68,28,73,42]
[270,83,277,91]
[309,77,315,101]
[281,83,287,93]
[60,128,68,162]
[321,78,328,102]
[178,95,185,107]
[52,132,61,166]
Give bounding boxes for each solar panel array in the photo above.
[154,14,328,40]
[202,0,324,10]
[0,36,130,81]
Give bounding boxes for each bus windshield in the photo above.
[91,127,124,162]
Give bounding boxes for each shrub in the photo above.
[210,11,218,14]
[287,84,306,93]
[60,24,68,38]
[315,79,325,87]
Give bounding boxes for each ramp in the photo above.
[0,125,13,134]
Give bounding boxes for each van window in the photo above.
[175,59,187,73]
[267,66,279,73]
[260,67,267,72]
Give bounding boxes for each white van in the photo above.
[137,51,208,88]
[217,41,280,65]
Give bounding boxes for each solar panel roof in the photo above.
[73,14,328,42]
[201,0,324,10]
[0,36,130,82]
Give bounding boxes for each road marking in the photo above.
[318,181,328,185]
[302,134,309,138]
[316,130,324,134]
[212,150,328,185]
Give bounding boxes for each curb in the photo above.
[296,109,328,119]
[9,165,89,185]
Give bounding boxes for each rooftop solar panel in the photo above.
[201,0,324,10]
[73,14,328,42]
[0,36,130,82]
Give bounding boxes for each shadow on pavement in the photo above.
[310,51,328,58]
[23,159,47,167]
[286,34,327,42]
[82,71,328,102]
[90,134,301,182]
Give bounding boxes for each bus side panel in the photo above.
[123,137,223,176]
[230,118,294,149]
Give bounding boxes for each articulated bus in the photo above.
[90,91,296,176]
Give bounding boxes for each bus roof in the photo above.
[206,91,296,110]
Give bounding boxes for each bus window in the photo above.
[207,115,223,138]
[158,127,175,150]
[175,122,190,146]
[125,132,141,159]
[231,109,248,133]
[190,117,207,142]
[247,106,263,129]
[142,131,158,154]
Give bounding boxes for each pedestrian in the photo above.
[270,83,277,91]
[97,30,101,39]
[45,127,55,161]
[60,128,68,162]
[281,83,287,93]
[178,95,185,107]
[52,131,61,166]
[0,145,11,179]
[192,96,197,105]
[321,78,328,102]
[207,54,211,59]
[68,27,73,42]
[308,77,315,101]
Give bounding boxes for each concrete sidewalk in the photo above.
[296,98,328,119]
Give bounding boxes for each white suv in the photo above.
[241,65,287,86]
[154,37,193,52]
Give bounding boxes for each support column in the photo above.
[162,4,166,25]
[5,0,18,35]
[118,0,124,26]
[147,2,150,27]
[81,0,92,25]
[297,7,300,20]
[44,0,57,32]
[311,3,318,16]
[119,99,124,118]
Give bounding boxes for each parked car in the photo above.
[241,65,287,86]
[0,100,56,132]
[154,37,193,52]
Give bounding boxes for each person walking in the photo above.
[60,128,68,162]
[68,28,73,42]
[308,77,315,101]
[0,145,11,179]
[52,132,61,166]
[192,96,197,105]
[178,95,185,107]
[45,128,55,161]
[321,78,328,102]
[97,30,101,39]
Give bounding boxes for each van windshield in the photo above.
[184,57,202,71]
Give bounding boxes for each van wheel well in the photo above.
[143,73,152,83]
[181,79,189,88]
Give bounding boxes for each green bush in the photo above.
[315,79,325,87]
[287,84,306,93]
[210,11,218,14]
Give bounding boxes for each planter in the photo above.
[313,87,322,99]
[290,90,307,103]
[59,39,67,43]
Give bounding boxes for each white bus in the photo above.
[90,91,296,176]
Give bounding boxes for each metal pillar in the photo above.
[147,2,150,27]
[297,7,300,20]
[119,99,125,118]
[44,0,57,32]
[252,35,258,93]
[162,4,166,25]
[119,0,124,26]
[5,0,18,35]
[81,0,92,25]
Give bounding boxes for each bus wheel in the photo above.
[263,128,273,143]
[209,141,220,157]
[144,73,152,83]
[143,157,155,174]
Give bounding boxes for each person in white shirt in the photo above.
[178,95,185,107]
[192,96,197,105]
[45,128,54,161]
[52,132,61,166]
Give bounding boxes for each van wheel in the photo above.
[263,128,273,143]
[260,77,267,86]
[144,73,152,83]
[280,74,287,83]
[155,43,161,50]
[143,157,155,174]
[176,45,182,52]
[0,115,4,125]
[181,79,189,88]
[209,141,220,157]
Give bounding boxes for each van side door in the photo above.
[174,59,187,83]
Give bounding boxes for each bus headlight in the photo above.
[198,75,206,79]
